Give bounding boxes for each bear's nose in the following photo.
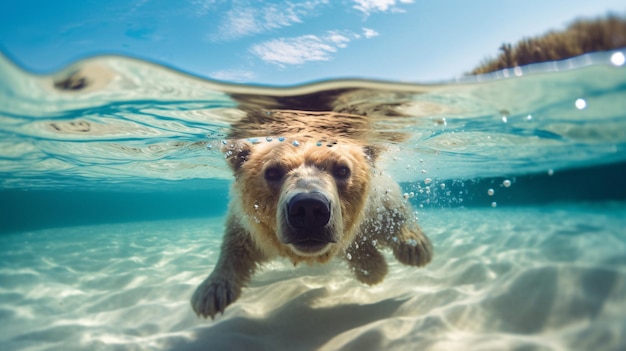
[287,192,331,229]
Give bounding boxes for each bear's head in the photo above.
[223,138,380,264]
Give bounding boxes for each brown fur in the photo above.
[472,14,626,74]
[191,113,432,319]
[228,138,373,264]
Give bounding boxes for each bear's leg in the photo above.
[389,223,433,267]
[191,215,266,319]
[366,191,433,267]
[344,239,388,285]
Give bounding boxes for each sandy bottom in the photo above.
[1,203,625,351]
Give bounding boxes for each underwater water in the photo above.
[1,50,626,350]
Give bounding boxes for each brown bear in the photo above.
[191,108,433,320]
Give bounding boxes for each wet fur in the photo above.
[191,135,432,319]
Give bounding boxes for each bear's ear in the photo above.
[222,139,252,172]
[363,145,383,165]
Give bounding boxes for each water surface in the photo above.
[1,51,625,350]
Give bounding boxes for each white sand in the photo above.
[1,204,625,351]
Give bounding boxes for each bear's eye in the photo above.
[333,165,351,179]
[264,167,283,182]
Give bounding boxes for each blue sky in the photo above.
[1,0,624,85]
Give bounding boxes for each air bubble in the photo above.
[346,253,352,260]
[266,136,273,142]
[316,141,322,146]
[424,178,432,185]
[221,140,227,145]
[503,179,511,187]
[206,145,213,150]
[575,98,587,110]
[403,193,410,199]
[278,137,285,142]
[487,189,495,196]
[440,183,446,189]
[502,116,508,123]
[548,169,554,176]
[611,52,625,66]
[491,202,497,208]
[292,140,300,147]
[372,240,377,247]
[409,192,415,198]
[526,115,533,121]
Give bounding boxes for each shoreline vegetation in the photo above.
[471,14,626,74]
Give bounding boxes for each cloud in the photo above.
[214,0,328,40]
[363,27,379,38]
[209,69,256,82]
[352,0,413,15]
[250,32,352,66]
[250,28,383,66]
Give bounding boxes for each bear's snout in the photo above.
[281,191,338,254]
[287,192,331,230]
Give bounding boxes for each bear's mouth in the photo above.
[290,239,330,254]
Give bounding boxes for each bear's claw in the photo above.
[191,276,240,319]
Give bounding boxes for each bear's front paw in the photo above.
[191,275,241,319]
[393,227,433,267]
[353,264,387,285]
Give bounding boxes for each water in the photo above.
[1,51,626,350]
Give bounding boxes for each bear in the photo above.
[191,108,433,319]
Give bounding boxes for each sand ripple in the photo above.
[0,204,625,350]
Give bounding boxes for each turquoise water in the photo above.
[1,51,626,350]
